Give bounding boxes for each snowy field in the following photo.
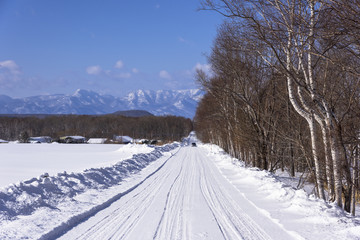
[0,138,359,239]
[0,143,154,188]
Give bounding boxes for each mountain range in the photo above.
[0,89,204,119]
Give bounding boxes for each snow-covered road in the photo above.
[56,146,295,240]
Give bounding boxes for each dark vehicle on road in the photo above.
[191,142,197,147]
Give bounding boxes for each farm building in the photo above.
[114,135,133,144]
[59,136,86,144]
[87,138,107,144]
[28,136,52,143]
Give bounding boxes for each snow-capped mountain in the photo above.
[0,89,203,118]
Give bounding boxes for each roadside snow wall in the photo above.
[0,143,180,221]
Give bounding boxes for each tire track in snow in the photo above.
[74,169,172,240]
[153,164,184,239]
[75,176,164,239]
[197,150,272,240]
[153,149,195,240]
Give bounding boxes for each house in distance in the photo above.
[87,138,108,144]
[113,135,133,144]
[28,136,52,143]
[59,136,86,144]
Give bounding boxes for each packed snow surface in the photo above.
[0,137,359,239]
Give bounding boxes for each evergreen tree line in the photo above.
[0,115,193,143]
[195,0,360,214]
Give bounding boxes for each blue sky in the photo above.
[0,0,222,98]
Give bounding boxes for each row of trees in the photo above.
[0,115,193,143]
[195,0,360,215]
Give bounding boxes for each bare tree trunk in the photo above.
[320,121,335,201]
[327,119,343,208]
[340,129,353,213]
[262,140,268,170]
[351,146,358,216]
[287,98,295,177]
[252,151,257,168]
[308,114,326,200]
[290,143,295,177]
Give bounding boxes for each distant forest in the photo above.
[0,115,193,143]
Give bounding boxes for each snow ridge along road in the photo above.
[56,145,296,240]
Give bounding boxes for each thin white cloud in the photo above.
[132,68,139,73]
[114,60,124,69]
[194,63,211,72]
[117,72,132,79]
[0,60,21,75]
[178,36,194,46]
[159,70,172,80]
[179,37,186,43]
[86,65,102,75]
[0,60,22,87]
[0,60,48,94]
[194,63,213,76]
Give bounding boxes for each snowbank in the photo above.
[201,143,360,240]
